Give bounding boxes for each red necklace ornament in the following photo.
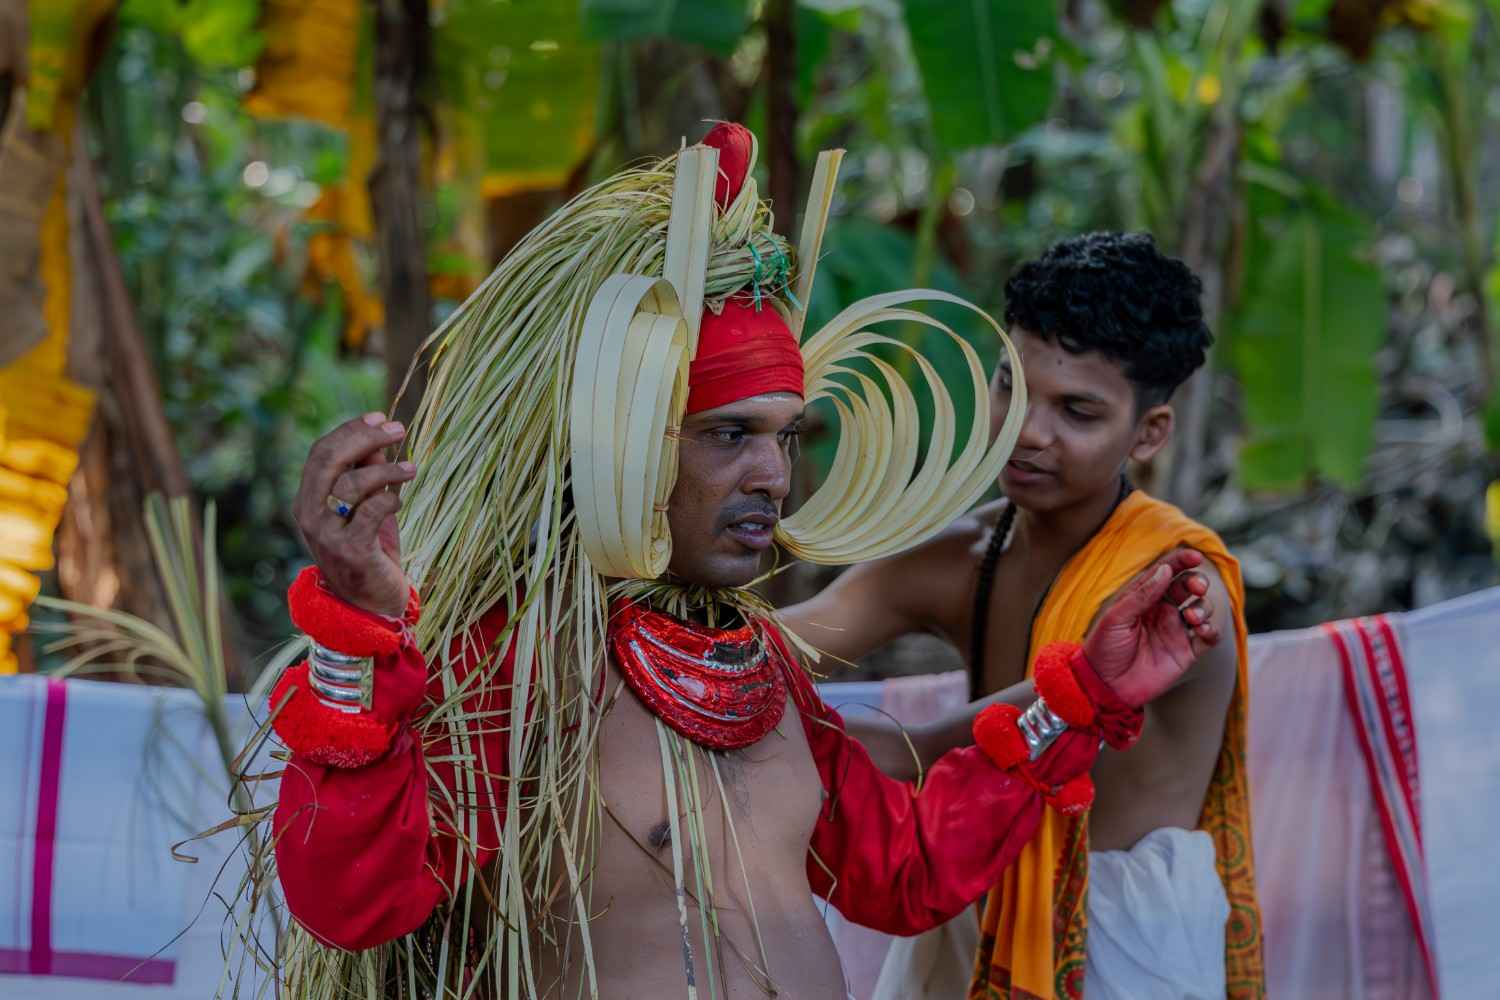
[608,600,788,751]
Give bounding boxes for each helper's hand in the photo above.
[1081,548,1219,707]
[293,412,417,618]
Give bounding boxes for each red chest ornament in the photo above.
[608,601,788,751]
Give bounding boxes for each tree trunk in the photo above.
[56,147,173,635]
[761,0,820,609]
[764,0,800,239]
[58,143,256,686]
[370,0,432,427]
[1162,106,1239,515]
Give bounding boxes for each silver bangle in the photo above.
[309,658,365,683]
[308,671,363,703]
[1017,697,1070,761]
[310,640,367,665]
[307,639,374,712]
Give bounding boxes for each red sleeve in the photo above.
[272,603,515,951]
[781,649,1098,937]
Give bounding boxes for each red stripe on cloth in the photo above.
[1369,616,1422,834]
[28,679,67,976]
[1325,619,1440,997]
[1354,619,1418,831]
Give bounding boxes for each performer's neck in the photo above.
[1013,478,1125,566]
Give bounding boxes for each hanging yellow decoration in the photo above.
[24,0,116,132]
[244,0,361,130]
[0,177,96,673]
[0,0,114,670]
[1486,480,1500,562]
[247,0,385,349]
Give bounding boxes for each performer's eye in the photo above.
[1065,406,1098,422]
[709,428,746,445]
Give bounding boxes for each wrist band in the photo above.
[269,663,396,768]
[972,701,1096,816]
[269,566,424,768]
[969,640,1122,817]
[1031,641,1096,728]
[287,565,417,658]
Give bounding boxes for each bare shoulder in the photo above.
[873,498,1004,610]
[778,499,1005,660]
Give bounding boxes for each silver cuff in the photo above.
[308,639,373,712]
[1017,697,1070,761]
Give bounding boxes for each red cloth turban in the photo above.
[684,123,805,415]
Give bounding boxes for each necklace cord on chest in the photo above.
[967,477,1133,702]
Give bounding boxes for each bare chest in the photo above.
[593,672,825,871]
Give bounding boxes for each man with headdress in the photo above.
[260,124,1223,998]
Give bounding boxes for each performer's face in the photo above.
[667,393,805,587]
[989,329,1172,514]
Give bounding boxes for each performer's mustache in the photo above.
[718,498,780,527]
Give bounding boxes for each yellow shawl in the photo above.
[970,491,1264,999]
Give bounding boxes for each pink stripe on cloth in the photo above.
[0,947,175,984]
[28,679,67,976]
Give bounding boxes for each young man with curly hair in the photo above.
[783,232,1266,1000]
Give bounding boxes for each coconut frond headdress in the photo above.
[402,125,1025,643]
[276,123,1027,997]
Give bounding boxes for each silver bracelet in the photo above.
[1017,696,1070,761]
[308,639,374,713]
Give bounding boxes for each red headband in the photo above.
[681,123,803,414]
[686,299,804,414]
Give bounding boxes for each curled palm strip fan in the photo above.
[260,138,1024,999]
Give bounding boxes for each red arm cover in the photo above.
[779,646,1099,937]
[272,601,515,951]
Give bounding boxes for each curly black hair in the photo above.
[1003,232,1211,409]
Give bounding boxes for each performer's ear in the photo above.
[1129,404,1173,463]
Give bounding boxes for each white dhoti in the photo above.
[870,826,1226,1000]
[1084,826,1228,1000]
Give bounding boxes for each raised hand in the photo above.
[1080,548,1220,707]
[292,412,418,618]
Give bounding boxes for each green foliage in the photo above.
[1231,176,1386,491]
[583,0,752,55]
[900,0,1058,151]
[796,3,862,106]
[436,0,601,183]
[120,0,264,69]
[90,24,381,643]
[1486,391,1500,453]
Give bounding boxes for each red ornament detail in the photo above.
[1032,641,1096,728]
[287,566,411,656]
[270,662,397,768]
[973,703,1027,769]
[1047,773,1095,816]
[701,121,753,211]
[608,600,787,751]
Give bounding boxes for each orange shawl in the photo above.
[969,491,1264,999]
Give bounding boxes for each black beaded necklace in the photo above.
[967,475,1133,701]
